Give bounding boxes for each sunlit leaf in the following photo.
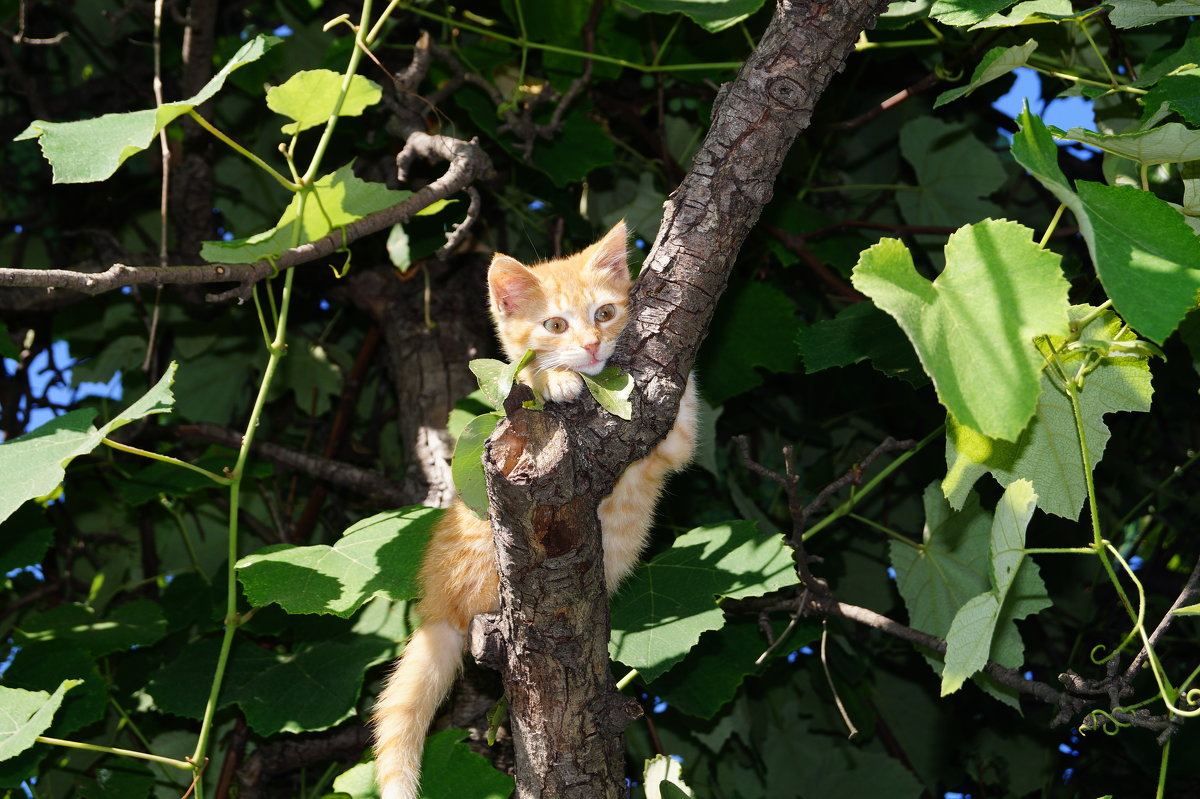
[581,367,634,420]
[942,306,1154,519]
[451,413,502,519]
[610,521,798,682]
[851,221,1070,441]
[935,40,1038,107]
[236,507,441,616]
[0,680,81,762]
[0,362,178,524]
[14,36,279,183]
[266,70,382,135]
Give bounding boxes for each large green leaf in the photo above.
[897,118,1006,226]
[609,521,798,682]
[0,362,178,524]
[147,632,393,735]
[236,507,441,617]
[851,221,1070,441]
[796,302,926,387]
[14,36,279,183]
[417,729,515,799]
[15,600,166,656]
[451,413,502,519]
[891,484,992,642]
[696,280,801,405]
[0,680,80,762]
[969,0,1083,28]
[934,40,1038,108]
[1108,0,1200,28]
[1013,109,1200,344]
[265,70,382,135]
[1057,123,1200,166]
[616,0,765,33]
[1142,70,1200,128]
[930,0,1019,25]
[199,163,412,264]
[3,642,106,737]
[941,480,1049,695]
[943,306,1154,519]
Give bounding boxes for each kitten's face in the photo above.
[488,221,631,377]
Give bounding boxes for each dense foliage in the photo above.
[2,1,1199,798]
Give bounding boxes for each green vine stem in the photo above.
[188,267,298,798]
[186,109,298,191]
[35,735,193,771]
[101,438,232,485]
[299,0,374,187]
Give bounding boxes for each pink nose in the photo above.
[584,341,600,357]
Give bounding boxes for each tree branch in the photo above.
[0,133,493,301]
[473,2,893,796]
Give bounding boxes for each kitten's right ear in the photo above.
[488,255,538,316]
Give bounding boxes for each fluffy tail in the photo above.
[373,620,465,799]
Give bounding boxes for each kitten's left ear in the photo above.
[588,220,630,282]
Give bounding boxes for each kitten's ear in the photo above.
[588,220,630,283]
[489,255,539,316]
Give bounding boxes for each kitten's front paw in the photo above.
[540,369,585,403]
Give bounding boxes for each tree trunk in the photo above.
[471,1,893,796]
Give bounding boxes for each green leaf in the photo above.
[898,118,1006,226]
[1141,70,1200,127]
[199,163,412,264]
[696,280,801,405]
[1073,181,1200,344]
[417,729,515,799]
[265,70,382,135]
[1107,0,1200,28]
[942,305,1154,519]
[650,615,817,719]
[15,600,166,656]
[1174,602,1200,616]
[609,521,799,682]
[968,0,1082,28]
[851,221,1070,441]
[14,36,279,183]
[469,349,535,410]
[930,0,1019,25]
[1015,110,1200,343]
[2,642,106,737]
[0,362,178,524]
[1057,123,1200,166]
[147,633,394,735]
[581,367,634,420]
[236,507,441,617]
[796,302,926,387]
[451,413,502,519]
[614,0,765,33]
[891,484,992,642]
[386,223,412,272]
[941,480,1048,695]
[282,341,343,416]
[934,40,1038,108]
[0,505,53,574]
[0,680,80,762]
[331,761,380,799]
[531,107,616,187]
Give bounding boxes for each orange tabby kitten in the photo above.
[372,221,699,799]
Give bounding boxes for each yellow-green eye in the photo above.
[594,303,616,323]
[543,317,568,334]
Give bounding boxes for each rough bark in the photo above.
[471,2,891,796]
[344,262,492,508]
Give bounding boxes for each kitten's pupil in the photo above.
[595,303,616,323]
[543,317,568,334]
